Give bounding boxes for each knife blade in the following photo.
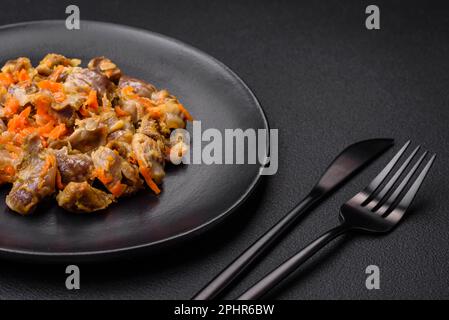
[193,138,394,300]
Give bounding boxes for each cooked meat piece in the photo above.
[88,57,122,83]
[92,146,142,197]
[1,57,33,75]
[56,182,113,213]
[0,119,6,132]
[137,116,169,140]
[36,54,80,76]
[116,100,142,124]
[5,134,56,214]
[54,147,94,185]
[151,99,188,129]
[51,105,78,127]
[118,76,156,98]
[106,140,133,159]
[65,68,115,100]
[47,139,71,150]
[108,129,134,145]
[8,82,38,106]
[68,117,108,153]
[132,133,165,184]
[98,110,134,135]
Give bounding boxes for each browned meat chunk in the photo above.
[56,182,113,213]
[92,146,142,197]
[54,147,94,185]
[5,135,56,214]
[1,57,33,75]
[118,76,156,98]
[36,53,80,76]
[65,68,115,99]
[88,57,122,83]
[68,117,108,153]
[51,105,78,127]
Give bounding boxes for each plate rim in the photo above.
[0,19,270,261]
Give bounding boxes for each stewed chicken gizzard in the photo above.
[0,54,192,214]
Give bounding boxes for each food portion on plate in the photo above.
[0,54,192,215]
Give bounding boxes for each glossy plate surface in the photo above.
[0,21,268,261]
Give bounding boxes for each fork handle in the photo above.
[237,224,349,300]
[193,194,318,300]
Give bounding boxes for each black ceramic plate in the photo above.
[0,21,268,262]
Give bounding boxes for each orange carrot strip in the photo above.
[93,168,113,185]
[110,182,127,198]
[115,106,129,117]
[49,65,64,82]
[40,154,55,177]
[56,169,64,190]
[140,167,161,194]
[17,69,29,82]
[37,120,55,136]
[53,91,66,103]
[47,123,67,140]
[86,90,99,111]
[0,72,14,87]
[121,86,136,98]
[3,96,20,117]
[38,80,63,93]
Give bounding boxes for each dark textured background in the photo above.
[0,0,448,300]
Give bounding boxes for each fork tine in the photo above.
[365,145,420,211]
[385,154,436,224]
[361,140,411,205]
[376,151,428,215]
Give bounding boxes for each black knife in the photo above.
[193,138,394,300]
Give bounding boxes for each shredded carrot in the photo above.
[122,86,136,98]
[115,106,129,117]
[147,108,162,119]
[17,69,29,82]
[140,166,161,194]
[47,123,67,140]
[178,103,193,121]
[34,94,52,110]
[3,96,20,117]
[94,168,113,185]
[38,80,63,93]
[56,169,64,190]
[49,65,64,82]
[138,97,155,108]
[34,94,56,125]
[3,165,15,177]
[110,181,127,197]
[85,90,99,111]
[0,72,14,87]
[37,120,55,136]
[53,91,66,103]
[40,154,56,177]
[7,107,31,133]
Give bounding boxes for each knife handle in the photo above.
[192,194,317,300]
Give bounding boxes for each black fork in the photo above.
[237,141,436,300]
